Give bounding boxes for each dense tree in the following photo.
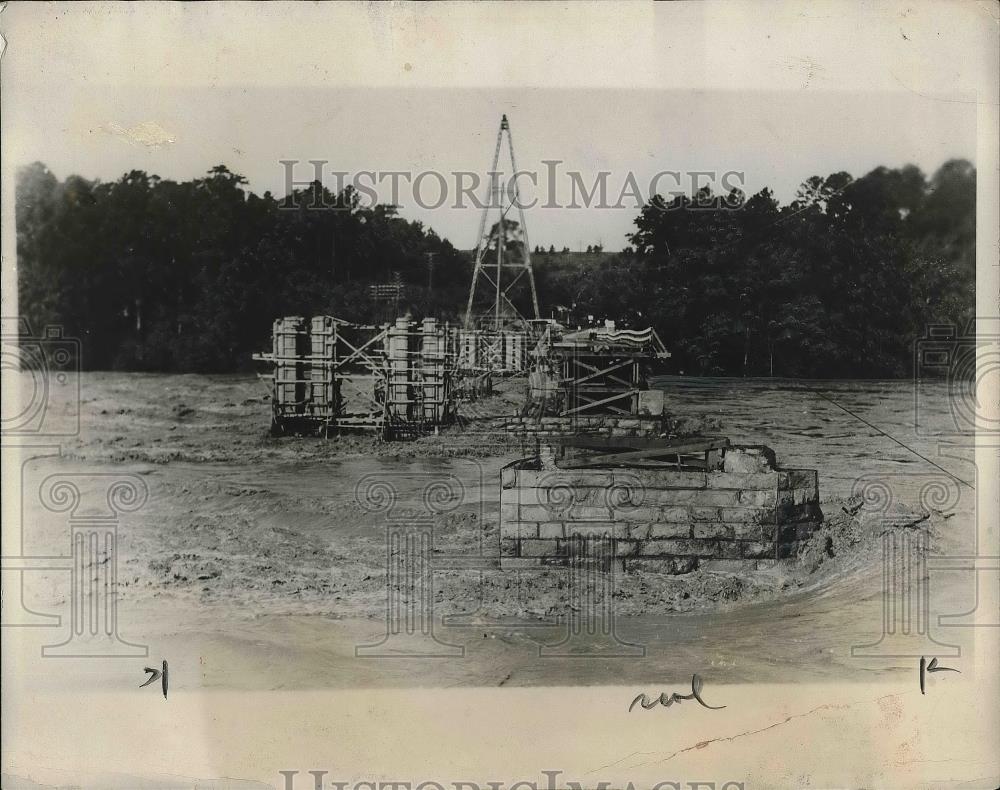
[536,162,974,377]
[17,160,975,376]
[17,166,468,371]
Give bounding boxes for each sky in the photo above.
[1,2,991,252]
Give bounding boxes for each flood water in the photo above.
[3,373,988,689]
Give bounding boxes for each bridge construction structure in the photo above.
[463,114,540,333]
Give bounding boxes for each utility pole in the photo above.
[425,252,436,290]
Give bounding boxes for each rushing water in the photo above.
[4,373,985,688]
[651,376,976,512]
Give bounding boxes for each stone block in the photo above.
[536,471,615,489]
[500,521,538,540]
[619,489,682,507]
[637,389,665,417]
[732,522,773,541]
[737,489,778,507]
[500,501,520,523]
[565,504,615,521]
[696,490,744,507]
[538,522,565,540]
[690,506,723,522]
[776,501,823,523]
[503,486,541,507]
[565,520,619,535]
[707,471,780,490]
[613,538,641,557]
[615,469,707,490]
[514,504,549,522]
[781,469,817,491]
[638,489,737,508]
[528,501,613,521]
[641,538,730,558]
[520,539,560,557]
[692,522,735,540]
[568,487,609,507]
[612,505,664,523]
[646,521,693,539]
[607,495,649,515]
[723,446,776,473]
[719,505,774,524]
[714,541,743,559]
[776,487,813,507]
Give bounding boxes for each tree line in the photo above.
[16,164,469,370]
[538,161,975,377]
[17,159,974,376]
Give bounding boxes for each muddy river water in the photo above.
[3,373,985,689]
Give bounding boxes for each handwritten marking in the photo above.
[628,674,725,712]
[919,656,959,695]
[140,659,169,699]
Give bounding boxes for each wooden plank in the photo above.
[560,439,731,469]
[554,436,717,450]
[560,389,637,416]
[562,357,635,389]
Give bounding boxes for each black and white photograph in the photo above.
[2,3,998,788]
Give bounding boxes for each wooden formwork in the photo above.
[557,350,645,416]
[527,325,671,419]
[254,315,456,439]
[455,328,528,374]
[383,317,457,439]
[271,316,308,415]
[330,320,392,435]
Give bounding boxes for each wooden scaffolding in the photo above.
[253,315,456,439]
